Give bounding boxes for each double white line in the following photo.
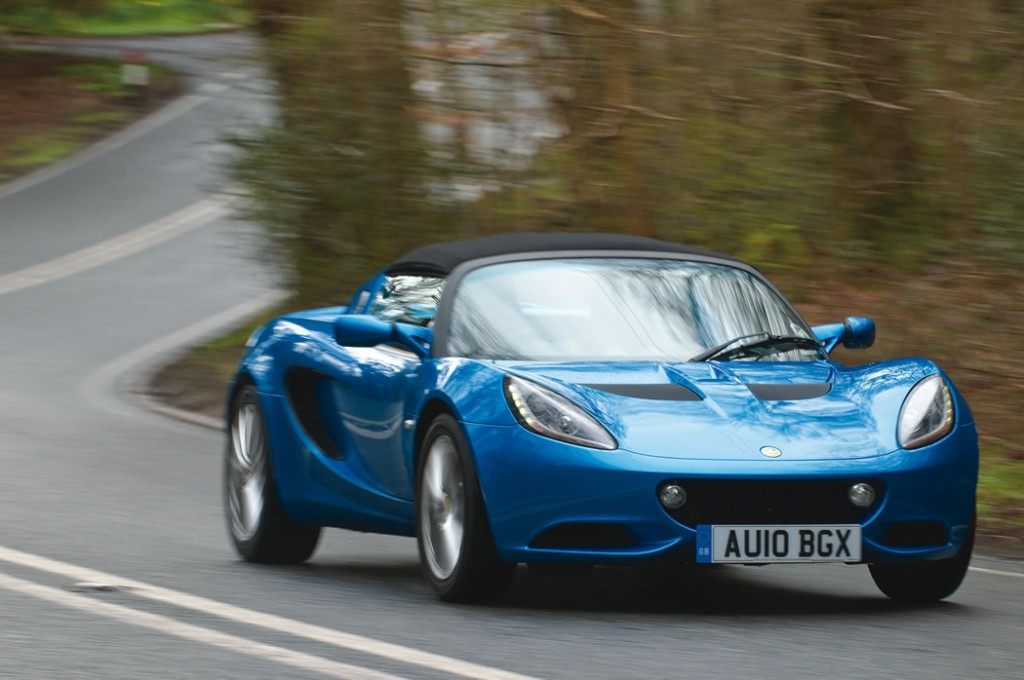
[0,545,538,680]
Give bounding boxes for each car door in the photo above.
[324,274,443,499]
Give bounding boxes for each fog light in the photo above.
[659,484,687,509]
[848,482,876,508]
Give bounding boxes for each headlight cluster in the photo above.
[898,374,954,449]
[503,375,617,450]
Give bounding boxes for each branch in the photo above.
[555,0,694,39]
[923,89,986,106]
[620,104,686,122]
[732,44,846,71]
[816,88,910,111]
[412,53,530,68]
[557,0,616,26]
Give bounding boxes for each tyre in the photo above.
[416,414,516,603]
[869,514,975,603]
[225,384,320,563]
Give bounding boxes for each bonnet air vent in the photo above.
[583,384,702,401]
[746,383,831,401]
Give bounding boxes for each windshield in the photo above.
[446,258,817,362]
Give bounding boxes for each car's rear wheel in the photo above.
[868,514,975,603]
[416,414,516,603]
[225,384,320,563]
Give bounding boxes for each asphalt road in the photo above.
[2,33,1023,680]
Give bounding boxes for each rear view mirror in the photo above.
[812,316,876,354]
[334,315,432,359]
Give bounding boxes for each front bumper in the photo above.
[467,422,978,565]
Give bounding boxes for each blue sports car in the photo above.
[224,233,978,603]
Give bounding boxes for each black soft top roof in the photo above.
[386,232,738,277]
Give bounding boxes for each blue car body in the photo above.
[227,233,977,588]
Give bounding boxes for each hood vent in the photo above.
[746,382,831,401]
[584,384,702,401]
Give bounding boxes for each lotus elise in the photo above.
[224,233,977,603]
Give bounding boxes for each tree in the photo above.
[233,1,445,304]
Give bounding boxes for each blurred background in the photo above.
[236,0,1024,544]
[3,0,1022,542]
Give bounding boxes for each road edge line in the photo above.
[80,290,287,426]
[0,92,209,201]
[970,565,1024,579]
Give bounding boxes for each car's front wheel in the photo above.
[868,514,975,603]
[416,415,516,603]
[225,384,320,563]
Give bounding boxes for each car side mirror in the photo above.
[393,323,432,358]
[333,315,432,359]
[812,316,876,354]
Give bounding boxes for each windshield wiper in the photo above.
[689,333,822,362]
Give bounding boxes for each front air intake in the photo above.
[529,523,637,550]
[881,522,947,547]
[661,478,884,527]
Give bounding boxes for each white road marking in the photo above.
[0,571,402,680]
[80,290,287,425]
[971,566,1024,579]
[0,195,234,297]
[0,93,208,201]
[0,545,539,680]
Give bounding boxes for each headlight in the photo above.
[503,375,617,450]
[898,374,954,449]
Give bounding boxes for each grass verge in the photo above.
[0,48,180,183]
[0,0,248,37]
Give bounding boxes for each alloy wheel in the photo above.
[420,434,466,580]
[228,402,266,542]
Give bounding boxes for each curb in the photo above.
[132,385,224,431]
[89,290,289,433]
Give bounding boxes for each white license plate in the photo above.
[696,524,861,564]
